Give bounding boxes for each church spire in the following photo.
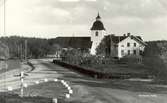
[96,12,101,20]
[91,12,105,30]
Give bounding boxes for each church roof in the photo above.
[49,37,92,49]
[91,21,106,30]
[91,13,105,30]
[109,35,146,45]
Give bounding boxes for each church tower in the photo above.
[90,13,106,55]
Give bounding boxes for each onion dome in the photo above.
[91,13,105,30]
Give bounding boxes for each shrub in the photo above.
[120,55,143,64]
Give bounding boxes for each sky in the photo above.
[0,0,167,41]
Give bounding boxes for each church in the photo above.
[53,13,146,59]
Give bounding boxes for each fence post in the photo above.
[94,74,97,79]
[52,98,58,103]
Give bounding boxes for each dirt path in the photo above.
[0,59,60,92]
[1,59,167,103]
[39,59,167,103]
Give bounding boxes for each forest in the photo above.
[0,36,58,59]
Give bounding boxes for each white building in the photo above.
[90,13,146,58]
[110,33,147,58]
[90,13,107,55]
[54,13,146,59]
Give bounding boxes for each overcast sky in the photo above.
[0,0,167,41]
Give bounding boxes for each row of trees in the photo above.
[0,41,9,59]
[0,36,60,59]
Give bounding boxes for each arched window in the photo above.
[95,31,98,36]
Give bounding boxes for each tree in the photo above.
[96,35,116,57]
[0,41,9,60]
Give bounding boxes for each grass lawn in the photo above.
[0,81,70,103]
[14,81,69,99]
[0,92,52,103]
[82,63,152,75]
[109,79,167,94]
[7,60,21,70]
[0,60,21,74]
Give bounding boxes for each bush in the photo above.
[120,55,143,64]
[60,48,114,67]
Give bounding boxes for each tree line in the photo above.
[0,36,59,59]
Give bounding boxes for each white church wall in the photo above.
[90,30,106,55]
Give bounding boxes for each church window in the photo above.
[121,50,124,55]
[95,31,98,36]
[133,50,136,55]
[128,50,130,55]
[140,50,143,55]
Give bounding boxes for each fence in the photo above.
[53,60,150,79]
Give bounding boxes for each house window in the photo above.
[134,43,136,47]
[128,50,130,55]
[140,50,143,55]
[127,43,130,47]
[133,50,136,55]
[121,45,124,47]
[95,31,98,36]
[121,50,124,55]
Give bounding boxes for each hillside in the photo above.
[143,40,167,81]
[0,36,55,59]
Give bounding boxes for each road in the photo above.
[1,59,167,103]
[36,59,167,103]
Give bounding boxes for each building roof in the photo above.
[91,13,105,30]
[91,21,106,30]
[109,34,146,45]
[50,37,92,49]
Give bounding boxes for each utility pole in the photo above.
[20,44,22,61]
[17,44,20,59]
[110,35,112,57]
[24,40,27,61]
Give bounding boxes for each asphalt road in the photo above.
[1,59,167,103]
[37,59,167,103]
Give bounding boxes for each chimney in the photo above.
[127,33,131,36]
[111,34,115,36]
[123,34,126,37]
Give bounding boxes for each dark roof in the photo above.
[110,36,127,44]
[50,37,92,49]
[109,35,145,45]
[91,13,105,30]
[91,20,106,30]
